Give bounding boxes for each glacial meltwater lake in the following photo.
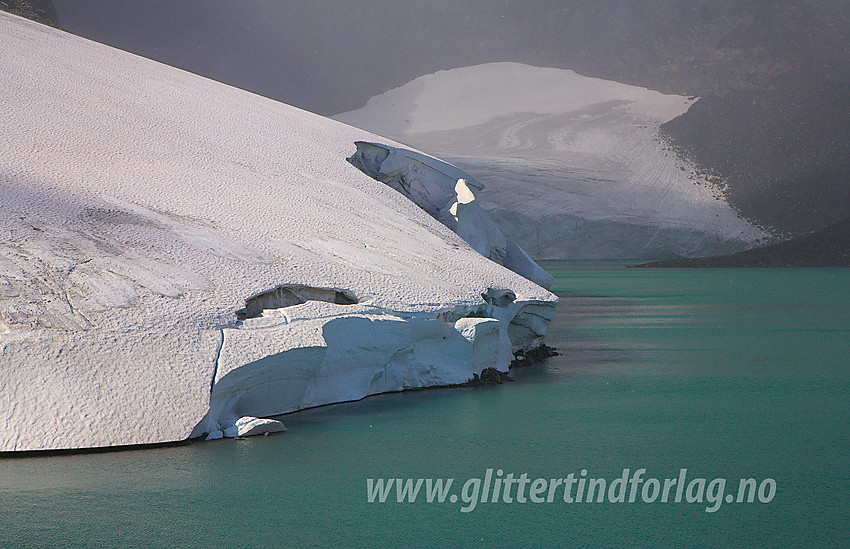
[1,263,848,548]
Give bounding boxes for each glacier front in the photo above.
[0,13,556,452]
[334,62,770,260]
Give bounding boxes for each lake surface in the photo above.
[1,263,848,548]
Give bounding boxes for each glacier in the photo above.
[334,62,770,260]
[346,141,553,288]
[0,13,556,452]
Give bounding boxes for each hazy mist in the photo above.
[49,1,850,234]
[52,1,848,115]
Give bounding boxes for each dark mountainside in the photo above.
[637,218,850,268]
[45,1,850,255]
[662,84,850,235]
[0,0,59,27]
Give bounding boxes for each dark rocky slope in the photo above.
[637,218,850,268]
[0,0,59,27]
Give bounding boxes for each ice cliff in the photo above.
[346,142,553,288]
[334,62,769,260]
[0,13,556,452]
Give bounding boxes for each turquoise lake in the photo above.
[1,263,848,548]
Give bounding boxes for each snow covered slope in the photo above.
[335,62,769,259]
[0,14,555,452]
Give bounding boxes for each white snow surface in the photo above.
[335,62,769,259]
[0,14,555,452]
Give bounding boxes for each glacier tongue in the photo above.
[334,62,769,260]
[0,13,557,452]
